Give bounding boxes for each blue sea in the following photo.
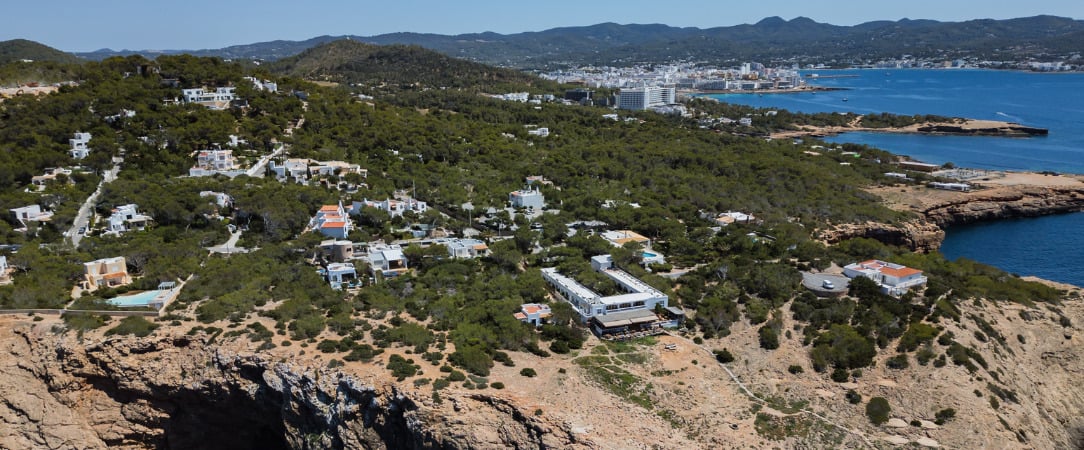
[703,69,1084,287]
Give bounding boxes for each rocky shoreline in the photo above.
[773,118,1049,139]
[828,173,1084,255]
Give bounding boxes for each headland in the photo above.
[772,118,1049,140]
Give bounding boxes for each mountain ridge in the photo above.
[69,15,1084,68]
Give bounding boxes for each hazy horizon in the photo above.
[2,0,1082,53]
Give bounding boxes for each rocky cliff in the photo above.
[919,185,1084,227]
[0,323,581,450]
[818,220,946,253]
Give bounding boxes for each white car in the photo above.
[822,280,835,289]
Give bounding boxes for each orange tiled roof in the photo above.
[880,266,922,278]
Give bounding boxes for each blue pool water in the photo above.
[642,252,658,258]
[704,69,1084,287]
[108,290,162,307]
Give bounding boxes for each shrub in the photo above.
[387,354,421,381]
[105,316,159,337]
[693,336,704,345]
[845,390,862,404]
[831,367,850,383]
[787,365,804,374]
[520,368,538,377]
[866,397,891,425]
[491,382,505,389]
[758,325,780,350]
[433,378,450,390]
[934,408,956,425]
[885,354,909,370]
[550,340,570,354]
[447,370,466,382]
[714,348,735,363]
[449,346,493,376]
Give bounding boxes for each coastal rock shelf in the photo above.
[921,185,1084,227]
[915,123,1049,137]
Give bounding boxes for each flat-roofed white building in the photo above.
[509,186,544,209]
[541,254,669,328]
[69,132,92,159]
[190,149,246,177]
[182,87,236,109]
[351,197,427,218]
[368,243,408,278]
[311,203,352,239]
[514,303,552,327]
[325,262,357,290]
[843,259,928,296]
[106,204,152,234]
[445,238,490,259]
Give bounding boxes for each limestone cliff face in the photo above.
[818,220,946,253]
[0,324,580,450]
[919,185,1084,227]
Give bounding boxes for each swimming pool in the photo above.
[642,252,658,258]
[108,290,163,308]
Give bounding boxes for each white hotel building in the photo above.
[616,86,676,110]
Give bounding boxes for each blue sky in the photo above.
[4,0,1083,52]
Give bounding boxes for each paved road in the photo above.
[66,160,121,248]
[207,230,249,254]
[246,142,285,177]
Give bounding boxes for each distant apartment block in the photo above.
[69,132,92,159]
[189,149,246,177]
[843,260,928,296]
[616,86,675,110]
[84,256,132,291]
[509,186,544,209]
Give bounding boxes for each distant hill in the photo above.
[268,39,548,89]
[0,39,80,64]
[73,15,1084,68]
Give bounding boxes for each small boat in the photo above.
[842,98,848,102]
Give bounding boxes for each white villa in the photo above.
[84,256,131,291]
[445,238,490,259]
[182,87,236,109]
[541,254,669,334]
[368,243,409,278]
[10,205,52,228]
[843,259,928,296]
[351,197,427,218]
[106,204,153,235]
[509,186,544,209]
[189,149,246,178]
[513,303,552,327]
[311,203,352,239]
[270,158,366,184]
[69,132,92,159]
[29,167,73,192]
[325,262,357,290]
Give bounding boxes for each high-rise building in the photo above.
[616,86,676,110]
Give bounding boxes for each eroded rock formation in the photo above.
[919,185,1084,227]
[0,324,581,450]
[818,219,946,253]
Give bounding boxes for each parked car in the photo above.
[822,280,835,289]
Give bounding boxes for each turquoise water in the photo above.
[642,252,658,258]
[108,290,162,307]
[705,69,1084,287]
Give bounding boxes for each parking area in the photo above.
[801,272,850,296]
